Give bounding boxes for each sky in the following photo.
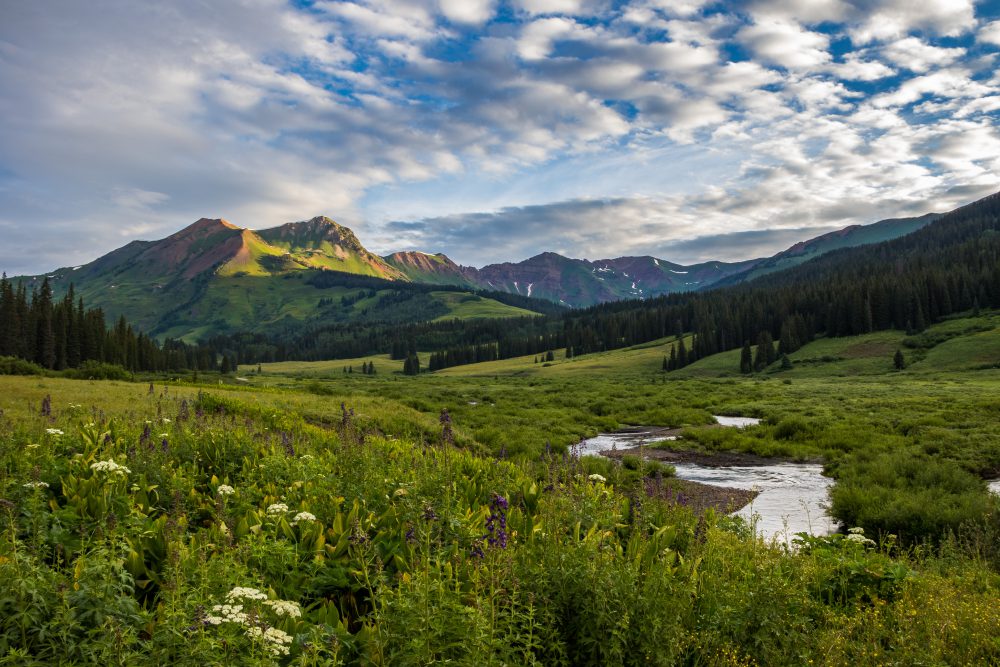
[2,0,1000,275]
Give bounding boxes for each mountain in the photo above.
[257,216,405,279]
[463,253,758,307]
[382,251,476,286]
[713,213,940,287]
[380,211,938,307]
[19,201,940,340]
[31,217,548,341]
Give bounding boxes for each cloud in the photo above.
[0,0,998,277]
[881,37,965,73]
[979,20,1000,47]
[438,0,495,24]
[848,0,977,43]
[738,19,831,70]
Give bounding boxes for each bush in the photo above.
[0,356,45,376]
[62,361,131,381]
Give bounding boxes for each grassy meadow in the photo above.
[1,311,999,664]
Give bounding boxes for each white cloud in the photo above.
[881,37,965,73]
[1,0,998,276]
[514,0,609,17]
[738,19,830,70]
[745,0,850,24]
[849,0,976,43]
[828,55,895,81]
[979,20,1000,47]
[438,0,495,24]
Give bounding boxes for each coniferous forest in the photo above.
[0,276,218,374]
[203,191,1000,372]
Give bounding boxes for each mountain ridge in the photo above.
[14,205,941,339]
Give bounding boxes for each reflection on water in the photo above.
[576,431,673,457]
[714,415,761,428]
[672,462,837,542]
[578,415,837,542]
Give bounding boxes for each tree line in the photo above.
[0,275,219,373]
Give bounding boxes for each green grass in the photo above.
[0,366,998,664]
[428,291,539,321]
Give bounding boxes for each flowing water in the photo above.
[989,479,1000,495]
[579,415,837,542]
[672,462,837,542]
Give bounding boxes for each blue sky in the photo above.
[2,0,1000,274]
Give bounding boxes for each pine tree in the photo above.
[893,349,905,370]
[34,278,56,369]
[780,353,792,370]
[740,340,752,374]
[753,331,774,371]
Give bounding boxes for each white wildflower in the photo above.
[23,481,49,489]
[216,484,235,496]
[291,511,316,525]
[263,599,301,618]
[253,626,294,656]
[26,443,40,449]
[210,603,248,625]
[588,474,607,483]
[90,459,131,476]
[204,615,224,626]
[848,526,865,534]
[266,503,289,515]
[45,428,64,436]
[845,533,875,545]
[162,418,171,423]
[159,433,169,438]
[226,587,268,602]
[300,454,314,460]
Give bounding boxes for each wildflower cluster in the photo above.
[45,428,64,436]
[246,626,294,656]
[23,481,49,489]
[90,459,131,476]
[266,503,289,515]
[205,603,248,625]
[588,473,607,483]
[486,493,509,549]
[227,587,268,601]
[845,527,876,546]
[263,599,301,617]
[291,511,316,525]
[216,484,235,496]
[202,588,299,656]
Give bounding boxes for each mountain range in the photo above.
[20,208,939,340]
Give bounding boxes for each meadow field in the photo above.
[1,311,999,664]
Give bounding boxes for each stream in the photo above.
[580,416,838,542]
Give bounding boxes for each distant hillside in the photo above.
[25,218,551,341]
[379,212,934,307]
[15,197,942,340]
[714,213,940,286]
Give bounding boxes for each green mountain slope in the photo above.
[713,213,939,287]
[27,218,547,342]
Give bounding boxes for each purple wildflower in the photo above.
[470,538,485,559]
[486,493,509,549]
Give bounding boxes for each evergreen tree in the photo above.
[780,353,792,370]
[740,340,753,374]
[893,349,905,370]
[753,331,774,371]
[545,350,555,362]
